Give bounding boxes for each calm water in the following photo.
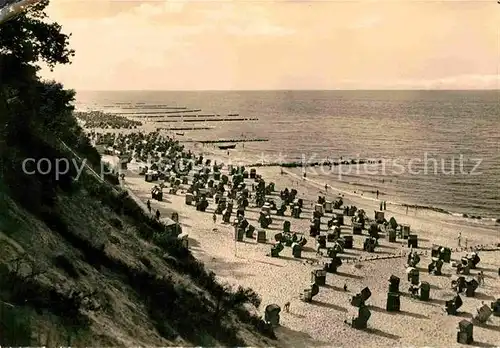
[76,90,500,219]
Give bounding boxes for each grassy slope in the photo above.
[0,152,275,346]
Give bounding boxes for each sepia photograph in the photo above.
[0,0,499,346]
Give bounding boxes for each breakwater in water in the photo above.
[156,118,258,123]
[158,126,213,131]
[182,138,268,143]
[118,105,188,109]
[116,109,202,115]
[128,114,242,118]
[76,89,500,220]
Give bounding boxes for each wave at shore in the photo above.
[76,90,500,224]
[285,168,500,224]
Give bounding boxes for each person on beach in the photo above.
[325,184,328,192]
[155,209,161,220]
[303,172,306,179]
[376,190,379,199]
[146,200,151,214]
[478,271,484,286]
[380,201,383,211]
[458,232,462,247]
[383,201,386,210]
[213,212,217,223]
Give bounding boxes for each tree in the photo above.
[0,0,75,137]
[0,0,78,210]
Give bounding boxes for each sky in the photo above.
[39,0,500,91]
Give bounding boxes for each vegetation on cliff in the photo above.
[0,1,274,345]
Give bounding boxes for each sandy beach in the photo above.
[106,141,500,348]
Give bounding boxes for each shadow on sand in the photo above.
[472,341,498,348]
[475,322,500,333]
[474,292,496,301]
[322,284,347,292]
[205,258,254,278]
[368,306,429,320]
[336,271,364,280]
[250,259,285,268]
[288,311,306,319]
[311,300,348,312]
[478,266,498,273]
[279,255,306,262]
[188,237,200,248]
[339,250,359,256]
[363,327,401,340]
[427,297,447,306]
[274,326,331,348]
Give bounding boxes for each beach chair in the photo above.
[292,243,302,258]
[408,234,418,248]
[491,299,500,316]
[264,304,281,326]
[456,320,473,344]
[343,235,353,249]
[245,225,255,238]
[386,292,401,312]
[406,267,420,285]
[388,275,400,293]
[465,278,479,297]
[400,224,410,239]
[283,220,291,233]
[270,242,284,257]
[324,201,333,213]
[185,193,193,205]
[445,295,463,315]
[374,210,385,223]
[324,257,342,273]
[311,270,327,286]
[257,230,267,243]
[350,306,371,329]
[419,281,430,301]
[474,304,492,323]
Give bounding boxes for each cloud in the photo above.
[339,75,500,90]
[349,15,382,29]
[41,0,500,90]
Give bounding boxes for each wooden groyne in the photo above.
[181,138,268,143]
[116,109,202,115]
[127,113,243,118]
[243,159,383,168]
[120,105,188,110]
[155,118,258,123]
[158,126,213,131]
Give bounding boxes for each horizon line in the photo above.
[75,88,500,92]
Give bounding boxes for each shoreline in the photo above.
[99,127,500,347]
[180,141,500,227]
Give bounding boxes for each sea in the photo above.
[75,90,500,221]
